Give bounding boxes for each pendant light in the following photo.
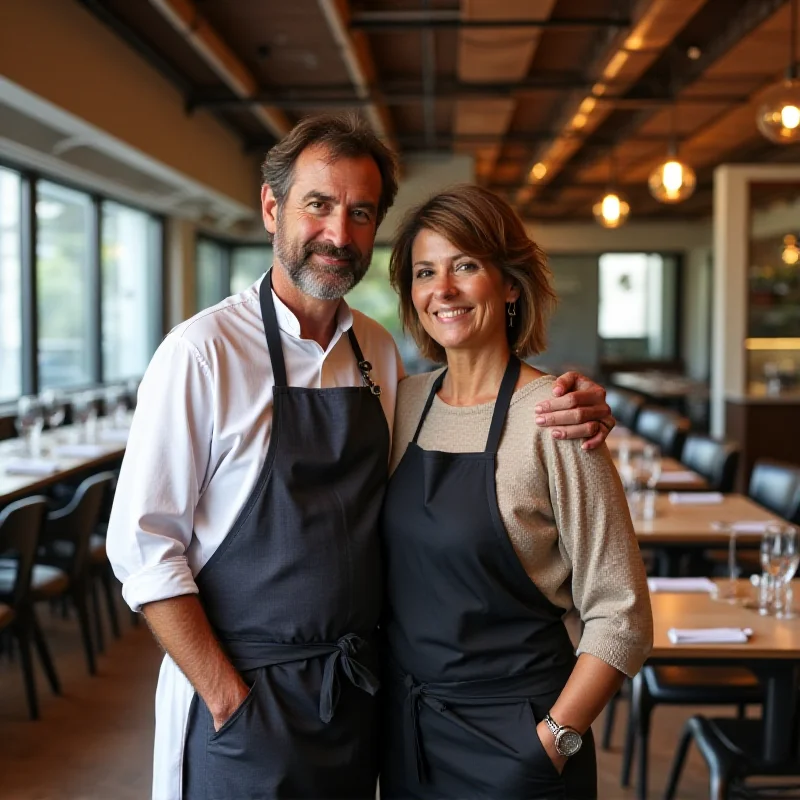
[648,106,696,204]
[756,0,800,144]
[593,150,630,228]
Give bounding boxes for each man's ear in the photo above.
[261,184,278,236]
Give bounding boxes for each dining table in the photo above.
[648,580,800,762]
[612,455,708,492]
[0,423,129,506]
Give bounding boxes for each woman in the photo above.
[380,185,653,799]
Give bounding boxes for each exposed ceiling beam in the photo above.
[349,14,633,31]
[147,0,291,140]
[317,0,396,147]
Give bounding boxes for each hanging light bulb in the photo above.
[593,191,630,228]
[648,155,697,203]
[782,234,800,265]
[757,0,800,144]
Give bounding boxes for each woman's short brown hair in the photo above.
[389,184,557,363]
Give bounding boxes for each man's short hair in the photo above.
[261,113,399,230]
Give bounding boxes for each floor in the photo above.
[0,599,733,799]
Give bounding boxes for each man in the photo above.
[107,113,614,800]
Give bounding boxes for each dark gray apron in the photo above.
[183,274,389,799]
[380,356,597,799]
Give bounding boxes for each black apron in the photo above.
[183,274,389,799]
[380,356,597,799]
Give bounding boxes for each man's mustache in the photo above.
[304,242,360,263]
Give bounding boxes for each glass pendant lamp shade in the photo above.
[593,190,630,228]
[756,78,800,144]
[648,157,697,203]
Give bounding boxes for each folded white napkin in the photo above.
[54,443,108,459]
[659,471,702,483]
[669,492,724,504]
[725,520,776,534]
[667,627,752,644]
[99,428,129,444]
[648,577,716,593]
[4,457,60,476]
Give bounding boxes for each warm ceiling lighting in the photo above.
[782,234,800,264]
[648,156,697,203]
[529,162,547,181]
[687,46,701,60]
[572,114,588,129]
[757,0,800,144]
[593,191,630,229]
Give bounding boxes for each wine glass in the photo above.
[642,444,662,489]
[15,395,44,457]
[712,521,741,603]
[40,388,66,430]
[104,385,128,428]
[764,524,799,620]
[71,391,98,443]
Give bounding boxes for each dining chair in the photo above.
[680,435,740,493]
[606,387,646,430]
[748,459,800,523]
[0,495,62,720]
[664,711,800,800]
[634,406,691,459]
[36,471,116,675]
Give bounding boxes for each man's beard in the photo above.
[274,217,372,301]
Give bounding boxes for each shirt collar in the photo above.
[258,271,354,340]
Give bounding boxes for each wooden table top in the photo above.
[612,455,709,491]
[650,581,800,660]
[606,427,649,454]
[612,372,709,400]
[633,493,784,545]
[0,427,126,505]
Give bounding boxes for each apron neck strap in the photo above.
[260,270,379,394]
[411,355,521,453]
[261,270,288,388]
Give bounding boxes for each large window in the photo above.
[196,239,272,308]
[0,168,22,401]
[231,246,270,294]
[102,202,162,381]
[0,165,163,400]
[37,181,94,389]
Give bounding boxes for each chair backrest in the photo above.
[681,434,740,493]
[634,405,691,459]
[606,387,646,430]
[748,460,800,522]
[43,471,116,580]
[0,496,48,608]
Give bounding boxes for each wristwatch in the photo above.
[543,713,583,757]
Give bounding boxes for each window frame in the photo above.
[195,233,271,309]
[0,157,165,400]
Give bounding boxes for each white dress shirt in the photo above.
[107,274,402,800]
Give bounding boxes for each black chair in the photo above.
[748,459,800,523]
[617,665,762,800]
[0,496,62,720]
[607,387,646,430]
[680,435,740,493]
[664,714,800,800]
[37,471,116,675]
[634,405,691,459]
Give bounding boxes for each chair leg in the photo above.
[621,674,641,787]
[72,587,96,676]
[708,764,731,800]
[30,608,61,695]
[663,723,694,800]
[636,694,653,800]
[14,621,39,720]
[602,690,619,750]
[90,575,105,653]
[100,565,121,638]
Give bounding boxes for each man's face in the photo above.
[262,144,382,300]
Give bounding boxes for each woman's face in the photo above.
[410,229,519,355]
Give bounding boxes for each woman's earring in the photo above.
[507,301,517,328]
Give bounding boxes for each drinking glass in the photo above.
[71,391,98,443]
[15,395,44,456]
[40,388,66,430]
[764,524,799,620]
[712,521,741,603]
[104,385,128,428]
[642,443,663,489]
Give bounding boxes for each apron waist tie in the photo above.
[222,633,380,724]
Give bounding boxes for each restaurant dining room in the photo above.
[1,1,800,799]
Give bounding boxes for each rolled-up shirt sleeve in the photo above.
[546,440,654,677]
[107,333,213,613]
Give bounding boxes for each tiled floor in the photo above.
[0,600,734,799]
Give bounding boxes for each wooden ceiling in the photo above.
[78,0,800,221]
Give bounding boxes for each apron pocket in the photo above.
[208,668,262,742]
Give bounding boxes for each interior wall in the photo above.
[0,0,260,209]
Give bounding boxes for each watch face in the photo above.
[556,728,582,757]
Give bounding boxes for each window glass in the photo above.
[231,246,271,294]
[0,168,22,401]
[102,202,162,381]
[196,239,227,310]
[36,181,93,389]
